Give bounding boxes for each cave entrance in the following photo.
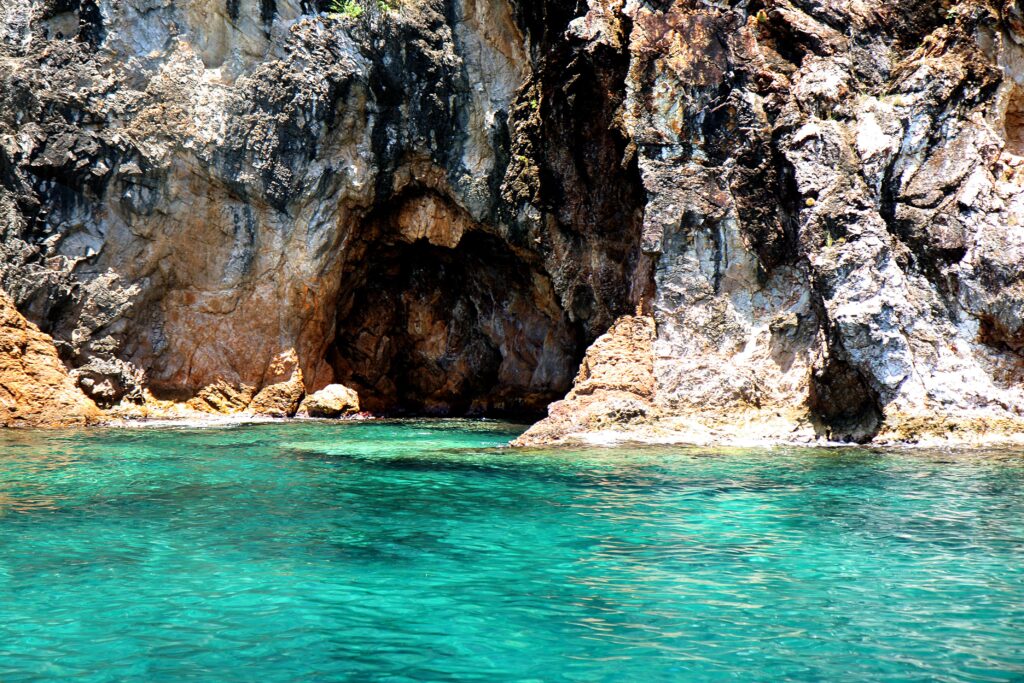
[328,218,582,419]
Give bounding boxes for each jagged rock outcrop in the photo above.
[0,290,99,426]
[248,348,305,416]
[3,0,1024,444]
[521,0,1024,446]
[513,314,657,446]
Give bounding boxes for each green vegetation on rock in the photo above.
[328,0,364,18]
[328,0,395,19]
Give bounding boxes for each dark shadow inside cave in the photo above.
[1004,85,1024,156]
[328,229,583,419]
[808,356,883,443]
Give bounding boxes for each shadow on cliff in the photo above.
[328,194,584,420]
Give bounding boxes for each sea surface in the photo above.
[0,420,1022,682]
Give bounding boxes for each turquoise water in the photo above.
[0,421,1023,682]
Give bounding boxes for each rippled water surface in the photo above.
[1,421,1023,681]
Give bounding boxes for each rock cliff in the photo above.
[0,291,99,426]
[2,0,1024,444]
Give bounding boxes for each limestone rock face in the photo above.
[298,383,360,418]
[4,0,1024,444]
[523,0,1024,446]
[0,0,641,420]
[0,290,99,427]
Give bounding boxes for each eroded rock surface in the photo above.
[521,0,1024,446]
[0,290,99,427]
[0,0,642,423]
[298,383,360,417]
[512,314,657,446]
[3,0,1024,444]
[249,349,305,416]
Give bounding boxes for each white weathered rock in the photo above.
[298,383,360,418]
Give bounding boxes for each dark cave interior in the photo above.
[328,230,583,419]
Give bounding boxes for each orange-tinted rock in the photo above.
[186,380,256,414]
[512,315,656,446]
[566,315,656,399]
[0,292,100,428]
[248,349,305,417]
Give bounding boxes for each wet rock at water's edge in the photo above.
[298,383,360,418]
[0,291,99,427]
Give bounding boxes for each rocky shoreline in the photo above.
[5,1,1024,447]
[0,290,99,427]
[513,314,1024,449]
[6,289,1024,449]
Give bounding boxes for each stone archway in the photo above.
[327,193,583,418]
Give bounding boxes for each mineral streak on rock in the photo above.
[3,0,1024,444]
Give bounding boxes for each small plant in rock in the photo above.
[329,0,364,19]
[326,0,398,22]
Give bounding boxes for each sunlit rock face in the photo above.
[521,0,1024,446]
[0,0,643,415]
[0,290,99,427]
[4,0,1024,443]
